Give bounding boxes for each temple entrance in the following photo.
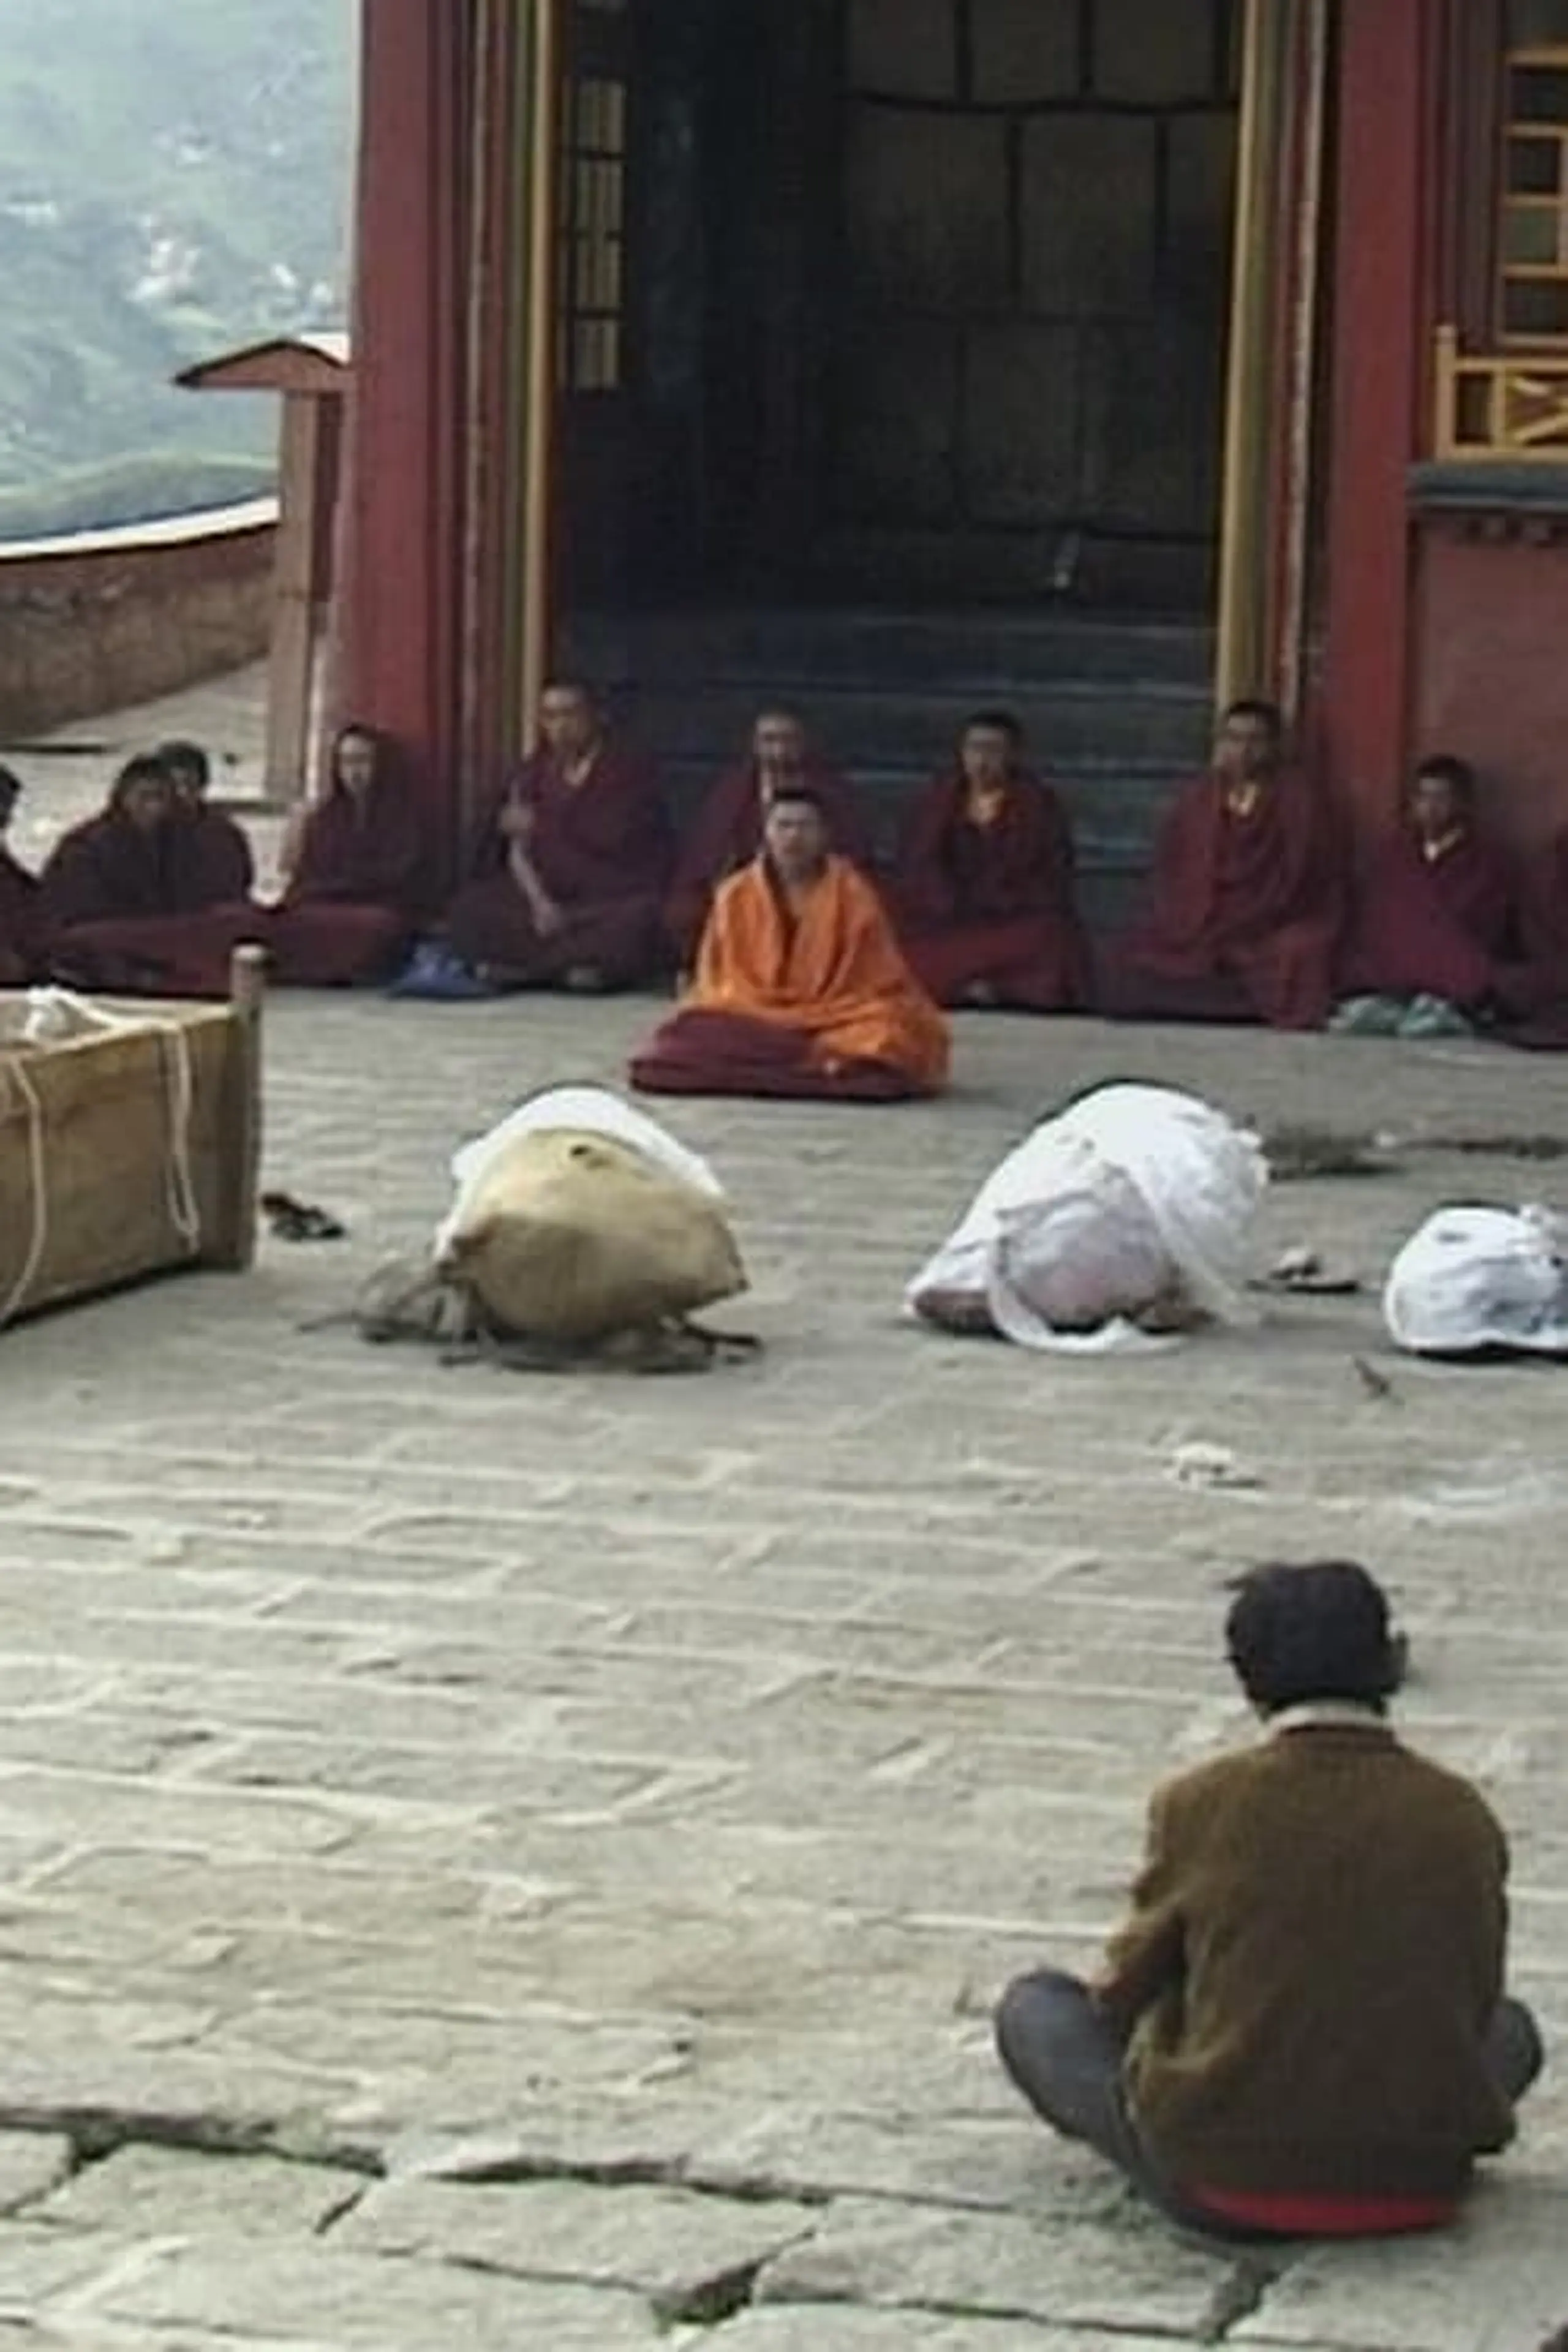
[568,0,1243,616]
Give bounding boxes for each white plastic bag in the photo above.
[1383,1205,1568,1357]
[905,1084,1267,1354]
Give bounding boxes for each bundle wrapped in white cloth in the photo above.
[905,1082,1267,1354]
[1383,1204,1568,1357]
[434,1085,745,1341]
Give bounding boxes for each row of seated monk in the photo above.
[3,691,1566,1075]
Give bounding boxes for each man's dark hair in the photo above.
[1222,697,1285,738]
[963,709,1022,744]
[0,763,23,818]
[156,738,211,788]
[1225,1561,1403,1716]
[1415,752,1477,806]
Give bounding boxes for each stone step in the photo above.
[626,679,1209,776]
[568,604,1215,692]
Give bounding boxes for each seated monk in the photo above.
[41,754,267,997]
[1333,757,1521,1036]
[0,765,44,986]
[631,785,949,1102]
[1101,699,1346,1031]
[443,680,671,991]
[157,737,257,909]
[1490,823,1568,1049]
[271,723,432,986]
[894,710,1090,1011]
[665,709,875,970]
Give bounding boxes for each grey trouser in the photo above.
[993,1967,1544,2240]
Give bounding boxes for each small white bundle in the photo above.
[1383,1204,1568,1357]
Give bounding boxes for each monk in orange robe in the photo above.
[894,712,1090,1011]
[665,709,875,970]
[444,681,672,990]
[631,786,949,1102]
[1099,700,1346,1031]
[42,753,268,996]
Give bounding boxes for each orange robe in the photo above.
[631,855,950,1102]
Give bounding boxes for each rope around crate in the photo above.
[0,1008,202,1331]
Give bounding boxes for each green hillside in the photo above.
[0,0,354,525]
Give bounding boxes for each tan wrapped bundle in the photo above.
[435,1127,747,1342]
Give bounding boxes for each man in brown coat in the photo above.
[995,1559,1542,2239]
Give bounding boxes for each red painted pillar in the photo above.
[1316,0,1445,839]
[339,0,473,856]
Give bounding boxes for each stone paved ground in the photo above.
[2,676,1568,2345]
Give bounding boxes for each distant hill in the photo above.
[0,0,354,529]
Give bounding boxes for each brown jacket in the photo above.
[1098,1721,1514,2197]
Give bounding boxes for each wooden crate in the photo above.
[0,947,263,1327]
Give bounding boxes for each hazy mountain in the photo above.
[0,0,355,530]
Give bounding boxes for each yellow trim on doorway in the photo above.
[1215,0,1290,714]
[520,0,564,749]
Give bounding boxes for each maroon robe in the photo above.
[40,812,267,997]
[271,774,431,986]
[1338,829,1518,1011]
[168,805,255,910]
[1101,771,1346,1031]
[893,769,1090,1011]
[665,760,874,965]
[444,743,672,987]
[0,848,43,985]
[1494,828,1568,1044]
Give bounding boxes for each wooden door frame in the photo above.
[1215,0,1333,717]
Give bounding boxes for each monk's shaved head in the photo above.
[539,682,601,763]
[763,787,828,883]
[753,710,809,780]
[1216,699,1284,785]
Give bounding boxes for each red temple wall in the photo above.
[1412,529,1568,852]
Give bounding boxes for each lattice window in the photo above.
[1501,2,1568,339]
[560,70,627,393]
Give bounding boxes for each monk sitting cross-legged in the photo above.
[157,738,257,911]
[443,680,672,992]
[894,710,1090,1012]
[665,709,874,973]
[631,786,950,1103]
[271,723,432,987]
[1332,756,1523,1038]
[41,753,269,997]
[1100,699,1346,1031]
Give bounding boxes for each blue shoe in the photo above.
[387,941,499,1001]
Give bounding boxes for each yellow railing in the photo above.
[1434,324,1568,461]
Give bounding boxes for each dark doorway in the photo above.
[582,0,1241,615]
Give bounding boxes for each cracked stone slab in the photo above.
[755,2195,1239,2336]
[336,2176,816,2321]
[677,2316,1196,2352]
[32,2146,364,2239]
[75,2245,662,2348]
[1233,2177,1568,2350]
[0,2132,73,2215]
[0,2225,149,2310]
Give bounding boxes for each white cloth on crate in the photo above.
[1383,1204,1568,1357]
[905,1082,1268,1354]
